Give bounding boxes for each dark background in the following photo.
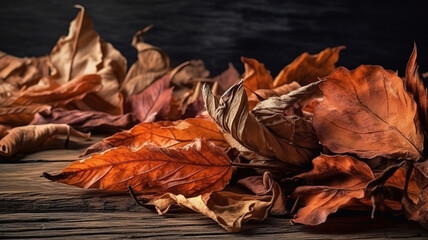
[0,0,427,76]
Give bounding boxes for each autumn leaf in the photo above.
[0,124,90,158]
[313,65,424,160]
[44,138,232,198]
[81,117,228,156]
[152,172,282,232]
[212,63,240,96]
[248,81,301,110]
[241,57,273,96]
[273,46,344,87]
[125,75,173,122]
[0,105,51,126]
[0,125,9,139]
[49,5,127,115]
[169,60,210,88]
[30,108,139,133]
[203,81,317,168]
[291,155,375,226]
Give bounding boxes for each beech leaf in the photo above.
[313,65,424,160]
[44,138,232,198]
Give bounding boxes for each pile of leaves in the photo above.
[1,6,427,232]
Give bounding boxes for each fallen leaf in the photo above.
[313,65,424,160]
[152,172,281,232]
[212,63,240,96]
[0,105,51,126]
[44,138,232,197]
[241,57,273,96]
[30,108,139,133]
[273,46,344,87]
[125,75,173,122]
[291,154,375,226]
[0,125,9,139]
[81,117,228,156]
[0,124,90,157]
[49,5,127,115]
[121,25,170,98]
[169,60,209,88]
[248,81,301,110]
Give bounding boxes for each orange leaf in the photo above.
[313,65,424,160]
[44,138,232,197]
[248,81,301,110]
[81,117,228,156]
[241,57,273,96]
[0,105,51,126]
[273,46,344,87]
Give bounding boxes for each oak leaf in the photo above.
[152,172,282,232]
[30,108,139,133]
[313,65,424,160]
[49,5,127,115]
[44,138,232,198]
[81,117,228,156]
[241,57,273,96]
[273,46,344,87]
[0,124,90,158]
[291,155,375,226]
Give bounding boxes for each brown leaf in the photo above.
[203,81,316,167]
[248,81,301,110]
[241,57,273,96]
[121,25,170,98]
[212,63,240,96]
[291,155,375,226]
[30,108,139,133]
[169,60,209,88]
[81,117,228,156]
[152,172,281,232]
[313,65,424,160]
[0,124,90,157]
[273,46,344,87]
[49,5,127,115]
[0,105,51,126]
[0,125,9,139]
[125,75,172,122]
[44,138,232,197]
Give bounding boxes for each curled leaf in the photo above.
[0,105,51,126]
[241,57,273,96]
[248,81,301,110]
[313,65,424,160]
[45,138,232,198]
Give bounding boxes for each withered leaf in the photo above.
[291,155,375,226]
[30,108,139,133]
[169,60,209,88]
[49,5,127,115]
[152,172,282,232]
[45,138,232,198]
[273,46,344,87]
[248,81,301,110]
[125,75,172,122]
[241,57,273,96]
[313,65,424,160]
[81,117,228,156]
[121,25,170,98]
[203,81,316,167]
[0,105,51,126]
[212,63,240,96]
[0,124,90,158]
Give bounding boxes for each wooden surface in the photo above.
[1,136,427,239]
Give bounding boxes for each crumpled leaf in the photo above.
[0,104,51,126]
[241,57,273,96]
[212,63,240,96]
[169,60,209,88]
[273,46,344,87]
[291,155,375,226]
[152,172,282,232]
[0,124,90,157]
[313,65,424,160]
[81,117,228,156]
[49,5,127,115]
[248,81,301,110]
[44,138,232,198]
[125,75,172,122]
[121,25,170,98]
[203,81,316,167]
[30,108,139,133]
[0,125,9,139]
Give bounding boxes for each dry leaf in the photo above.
[213,63,240,96]
[30,108,139,133]
[291,155,375,226]
[152,172,282,232]
[125,75,172,122]
[81,117,228,156]
[0,124,90,157]
[313,65,424,160]
[169,60,209,88]
[273,46,344,87]
[121,25,170,98]
[49,5,127,115]
[241,57,273,96]
[248,82,301,110]
[0,105,51,126]
[0,125,9,139]
[203,81,316,167]
[45,138,232,197]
